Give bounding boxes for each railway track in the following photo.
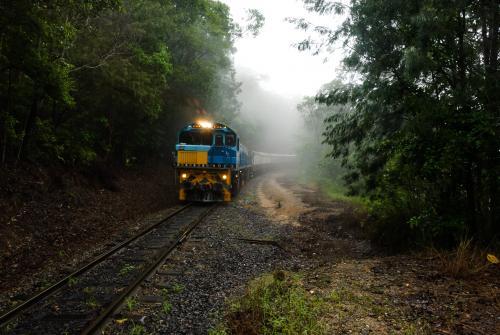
[0,204,217,335]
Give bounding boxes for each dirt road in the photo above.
[253,172,499,335]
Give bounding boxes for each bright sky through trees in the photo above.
[221,0,344,97]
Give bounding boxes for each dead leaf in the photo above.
[486,254,499,264]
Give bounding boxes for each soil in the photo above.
[0,163,178,303]
[99,170,499,334]
[1,168,498,334]
[257,171,500,335]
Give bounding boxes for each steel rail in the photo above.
[81,204,217,335]
[0,204,192,326]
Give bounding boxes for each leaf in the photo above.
[115,318,128,325]
[486,254,499,264]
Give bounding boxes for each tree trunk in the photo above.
[480,0,500,239]
[1,68,12,164]
[456,7,477,233]
[106,108,114,162]
[489,0,500,242]
[16,92,40,162]
[486,0,499,240]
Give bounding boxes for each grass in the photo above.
[119,264,136,276]
[67,276,78,287]
[161,288,173,314]
[208,326,228,335]
[298,173,366,207]
[86,295,99,309]
[317,178,365,206]
[0,320,18,333]
[172,283,185,294]
[83,287,100,309]
[125,297,137,312]
[214,271,328,335]
[39,278,52,290]
[129,323,145,335]
[162,299,173,314]
[431,239,494,278]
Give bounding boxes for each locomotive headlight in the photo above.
[181,173,188,179]
[222,174,228,181]
[199,121,213,128]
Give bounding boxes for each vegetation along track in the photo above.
[0,204,217,334]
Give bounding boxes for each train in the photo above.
[174,121,294,202]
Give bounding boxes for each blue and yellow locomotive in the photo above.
[174,121,252,202]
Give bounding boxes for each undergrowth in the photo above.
[212,271,328,335]
[299,174,365,207]
[318,178,365,207]
[430,239,499,278]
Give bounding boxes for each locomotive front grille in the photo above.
[177,151,208,165]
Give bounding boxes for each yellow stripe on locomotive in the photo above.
[177,151,208,165]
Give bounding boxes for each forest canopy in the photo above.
[297,0,499,246]
[0,0,248,166]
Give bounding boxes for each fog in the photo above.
[221,0,345,155]
[235,67,302,154]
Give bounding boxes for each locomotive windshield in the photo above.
[215,134,224,146]
[226,134,236,146]
[179,130,213,145]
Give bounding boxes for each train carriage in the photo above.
[174,121,252,202]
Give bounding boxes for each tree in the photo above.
[0,0,120,163]
[0,0,245,166]
[298,0,499,245]
[297,81,354,193]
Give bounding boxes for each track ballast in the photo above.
[0,204,216,335]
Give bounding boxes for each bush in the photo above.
[216,271,328,335]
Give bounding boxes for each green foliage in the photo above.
[119,264,136,276]
[245,9,266,37]
[86,295,99,309]
[162,299,173,314]
[171,283,185,294]
[67,276,79,288]
[0,0,242,166]
[161,287,173,314]
[297,81,358,198]
[129,323,145,335]
[125,296,136,312]
[219,271,328,335]
[302,0,500,247]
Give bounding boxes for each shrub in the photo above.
[219,271,328,335]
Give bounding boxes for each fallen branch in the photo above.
[235,238,290,253]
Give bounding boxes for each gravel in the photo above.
[104,177,304,334]
[0,207,183,315]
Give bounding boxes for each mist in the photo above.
[233,67,302,154]
[220,0,343,155]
